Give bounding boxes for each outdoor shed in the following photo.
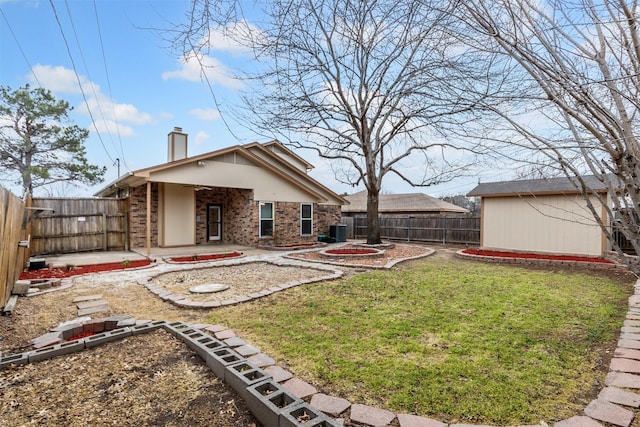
[95,128,348,254]
[467,175,611,257]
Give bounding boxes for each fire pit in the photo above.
[319,247,385,258]
[189,283,230,293]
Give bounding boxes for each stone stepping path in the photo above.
[74,294,111,316]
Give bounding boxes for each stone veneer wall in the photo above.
[195,188,256,246]
[316,204,342,236]
[128,184,159,249]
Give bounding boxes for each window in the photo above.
[301,203,313,235]
[259,202,274,237]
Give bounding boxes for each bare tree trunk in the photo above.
[366,188,381,244]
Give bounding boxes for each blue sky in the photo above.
[0,0,510,198]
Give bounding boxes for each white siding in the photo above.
[149,159,320,202]
[482,194,605,256]
[161,183,195,246]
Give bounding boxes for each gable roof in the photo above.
[342,191,468,214]
[257,140,314,172]
[467,175,612,198]
[94,140,348,205]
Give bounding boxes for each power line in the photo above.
[48,0,115,164]
[93,0,129,172]
[63,0,120,164]
[0,7,41,87]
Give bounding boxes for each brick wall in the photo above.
[128,183,159,249]
[128,183,343,249]
[317,204,342,236]
[260,202,342,247]
[195,188,256,246]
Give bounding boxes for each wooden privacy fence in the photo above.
[346,214,480,245]
[30,198,128,255]
[0,186,31,310]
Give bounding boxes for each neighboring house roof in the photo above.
[94,140,348,205]
[342,191,468,214]
[467,175,613,198]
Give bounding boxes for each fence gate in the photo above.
[29,198,128,255]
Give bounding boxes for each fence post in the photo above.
[442,215,447,245]
[102,212,108,251]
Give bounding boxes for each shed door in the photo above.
[207,205,222,241]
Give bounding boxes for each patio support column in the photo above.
[146,181,151,255]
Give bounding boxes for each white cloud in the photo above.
[29,64,99,95]
[162,51,243,89]
[205,21,259,55]
[194,130,210,146]
[77,95,155,130]
[90,119,135,137]
[189,108,220,121]
[26,64,155,134]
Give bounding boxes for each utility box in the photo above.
[27,258,46,271]
[329,224,347,242]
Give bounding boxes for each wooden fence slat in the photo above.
[0,186,30,309]
[29,198,128,255]
[348,214,481,245]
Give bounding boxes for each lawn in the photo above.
[207,258,632,425]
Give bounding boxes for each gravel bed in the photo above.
[150,262,332,302]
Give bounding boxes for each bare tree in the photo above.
[172,0,497,244]
[458,0,640,272]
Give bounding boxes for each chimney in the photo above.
[167,127,188,162]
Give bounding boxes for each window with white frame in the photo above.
[301,203,313,235]
[259,202,274,237]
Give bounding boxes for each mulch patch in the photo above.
[167,251,242,263]
[18,259,153,280]
[462,248,614,264]
[324,248,379,255]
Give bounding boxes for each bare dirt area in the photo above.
[0,329,259,426]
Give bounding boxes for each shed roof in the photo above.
[342,191,468,214]
[467,175,613,197]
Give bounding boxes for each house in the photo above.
[341,191,468,217]
[94,128,348,253]
[467,175,612,257]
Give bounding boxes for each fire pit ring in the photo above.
[319,247,385,258]
[189,283,230,294]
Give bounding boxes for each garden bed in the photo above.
[164,251,243,263]
[18,259,154,280]
[461,248,614,264]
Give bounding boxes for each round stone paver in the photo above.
[189,283,230,293]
